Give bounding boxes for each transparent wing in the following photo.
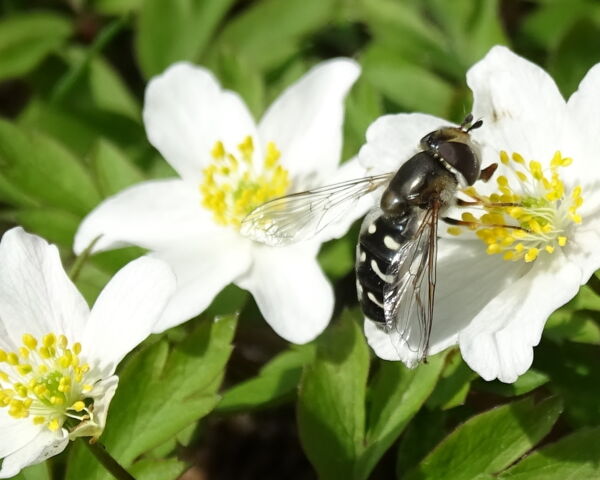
[382,203,439,364]
[240,173,393,246]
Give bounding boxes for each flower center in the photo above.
[199,136,290,228]
[447,150,583,262]
[0,333,93,432]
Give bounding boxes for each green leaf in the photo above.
[404,396,564,480]
[548,19,600,97]
[88,56,141,121]
[217,345,315,413]
[427,351,476,410]
[297,310,369,480]
[427,0,508,67]
[214,0,336,72]
[545,309,600,345]
[535,341,600,427]
[91,139,145,198]
[473,369,550,398]
[15,207,80,248]
[11,462,51,480]
[355,353,445,479]
[318,235,356,280]
[66,315,237,480]
[0,12,72,80]
[92,0,143,15]
[498,427,600,480]
[136,0,235,78]
[359,0,463,80]
[361,44,455,117]
[0,119,101,216]
[129,458,187,480]
[206,49,265,119]
[343,78,384,160]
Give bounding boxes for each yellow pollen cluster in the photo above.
[199,136,290,228]
[0,333,93,431]
[448,150,583,263]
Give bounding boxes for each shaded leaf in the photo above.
[215,0,336,72]
[361,44,455,117]
[217,345,314,413]
[0,12,72,80]
[498,427,600,480]
[355,353,445,479]
[66,315,237,480]
[0,120,101,216]
[427,351,476,410]
[297,310,369,480]
[91,139,145,198]
[136,0,235,78]
[404,396,563,480]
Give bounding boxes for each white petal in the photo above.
[364,239,523,366]
[0,228,89,351]
[459,252,581,383]
[237,244,333,343]
[467,46,580,169]
[258,58,360,187]
[358,113,450,174]
[150,233,253,332]
[82,257,176,375]
[143,62,258,184]
[0,428,67,479]
[69,376,118,439]
[565,222,600,283]
[74,179,217,255]
[566,63,600,206]
[0,412,40,459]
[315,156,374,244]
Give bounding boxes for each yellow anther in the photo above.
[48,419,60,431]
[22,334,37,350]
[558,236,567,246]
[200,137,290,228]
[0,350,6,362]
[58,335,68,349]
[500,151,510,164]
[211,141,225,159]
[447,227,461,236]
[18,347,29,359]
[524,248,539,262]
[71,401,85,412]
[73,343,82,355]
[512,152,525,164]
[43,334,56,348]
[7,353,19,366]
[33,416,45,425]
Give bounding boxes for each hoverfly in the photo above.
[241,114,498,363]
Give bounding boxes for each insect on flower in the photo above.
[241,114,502,363]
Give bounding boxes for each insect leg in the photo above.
[442,216,527,232]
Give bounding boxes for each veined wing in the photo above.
[382,202,439,364]
[240,173,393,246]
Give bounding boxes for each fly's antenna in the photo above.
[467,119,483,132]
[459,113,483,133]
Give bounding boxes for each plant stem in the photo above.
[68,235,102,283]
[83,440,136,480]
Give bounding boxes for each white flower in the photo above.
[359,46,600,383]
[0,228,175,478]
[74,59,363,344]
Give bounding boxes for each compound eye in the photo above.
[437,142,480,185]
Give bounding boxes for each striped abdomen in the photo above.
[355,211,412,326]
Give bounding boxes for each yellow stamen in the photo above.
[452,150,582,262]
[199,137,290,228]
